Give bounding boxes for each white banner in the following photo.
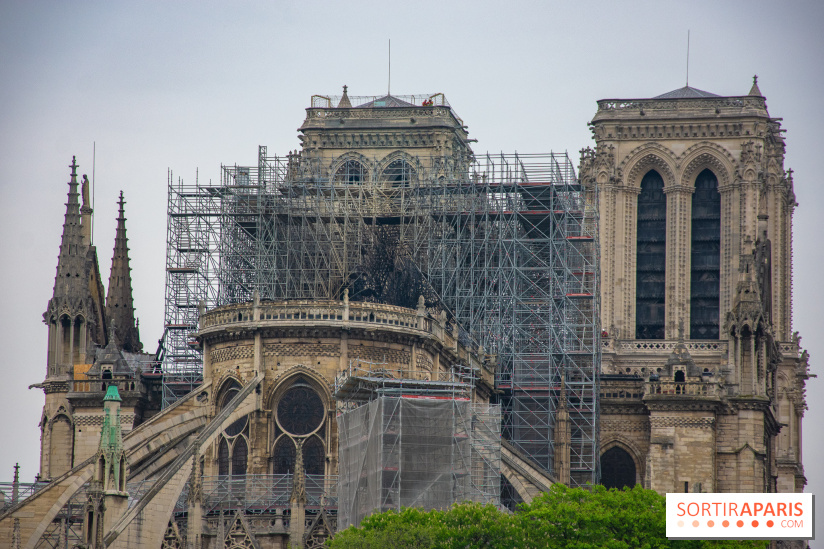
[666,493,814,540]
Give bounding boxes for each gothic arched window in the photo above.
[600,446,637,489]
[382,160,416,188]
[636,170,666,339]
[216,379,249,477]
[334,160,366,184]
[690,169,720,339]
[271,378,327,476]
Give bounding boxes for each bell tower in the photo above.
[581,79,810,493]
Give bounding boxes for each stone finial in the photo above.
[338,85,352,108]
[343,287,349,304]
[417,294,425,311]
[748,75,762,97]
[253,288,260,307]
[290,439,307,505]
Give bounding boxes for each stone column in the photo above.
[79,320,87,365]
[68,319,75,374]
[618,186,639,340]
[664,184,692,339]
[186,455,204,549]
[56,321,64,375]
[718,180,738,322]
[289,439,306,548]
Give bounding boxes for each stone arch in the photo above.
[621,145,678,189]
[267,365,333,477]
[680,145,734,189]
[600,438,644,487]
[377,150,424,186]
[265,364,334,408]
[58,314,72,366]
[49,413,74,477]
[214,374,243,408]
[330,152,372,184]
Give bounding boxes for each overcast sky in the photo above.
[2,0,822,540]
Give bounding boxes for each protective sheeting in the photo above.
[337,396,500,529]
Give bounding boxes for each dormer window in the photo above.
[101,366,113,380]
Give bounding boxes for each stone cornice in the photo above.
[592,96,769,123]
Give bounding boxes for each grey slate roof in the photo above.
[653,86,720,99]
[356,95,416,108]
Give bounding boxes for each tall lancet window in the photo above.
[690,169,721,339]
[636,170,666,339]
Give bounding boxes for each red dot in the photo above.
[752,520,759,527]
[707,520,715,527]
[767,520,774,528]
[692,520,699,527]
[736,520,744,527]
[722,520,730,527]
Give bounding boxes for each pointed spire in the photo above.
[749,75,762,97]
[47,157,93,312]
[97,385,127,494]
[105,192,142,353]
[337,84,352,108]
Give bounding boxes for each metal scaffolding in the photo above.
[337,393,501,529]
[160,149,288,407]
[162,146,599,485]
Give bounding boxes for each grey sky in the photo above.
[2,0,822,541]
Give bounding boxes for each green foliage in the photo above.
[327,485,768,549]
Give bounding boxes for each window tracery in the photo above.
[217,379,249,477]
[381,159,416,187]
[690,169,720,339]
[334,160,366,184]
[636,170,666,339]
[271,378,327,476]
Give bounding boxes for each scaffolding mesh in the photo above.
[162,145,599,485]
[336,396,500,529]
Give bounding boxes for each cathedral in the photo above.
[0,78,811,548]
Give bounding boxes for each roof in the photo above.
[653,86,720,99]
[355,94,416,108]
[103,385,122,402]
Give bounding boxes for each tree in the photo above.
[328,485,768,549]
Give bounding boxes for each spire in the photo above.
[46,157,94,316]
[748,75,762,97]
[98,385,127,493]
[337,84,352,108]
[106,192,142,353]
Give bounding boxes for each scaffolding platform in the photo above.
[162,146,599,486]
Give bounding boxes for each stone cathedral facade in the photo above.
[0,79,811,549]
[580,79,811,495]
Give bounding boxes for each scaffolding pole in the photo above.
[161,148,599,485]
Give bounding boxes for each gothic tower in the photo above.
[579,79,810,494]
[36,163,155,481]
[39,157,107,479]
